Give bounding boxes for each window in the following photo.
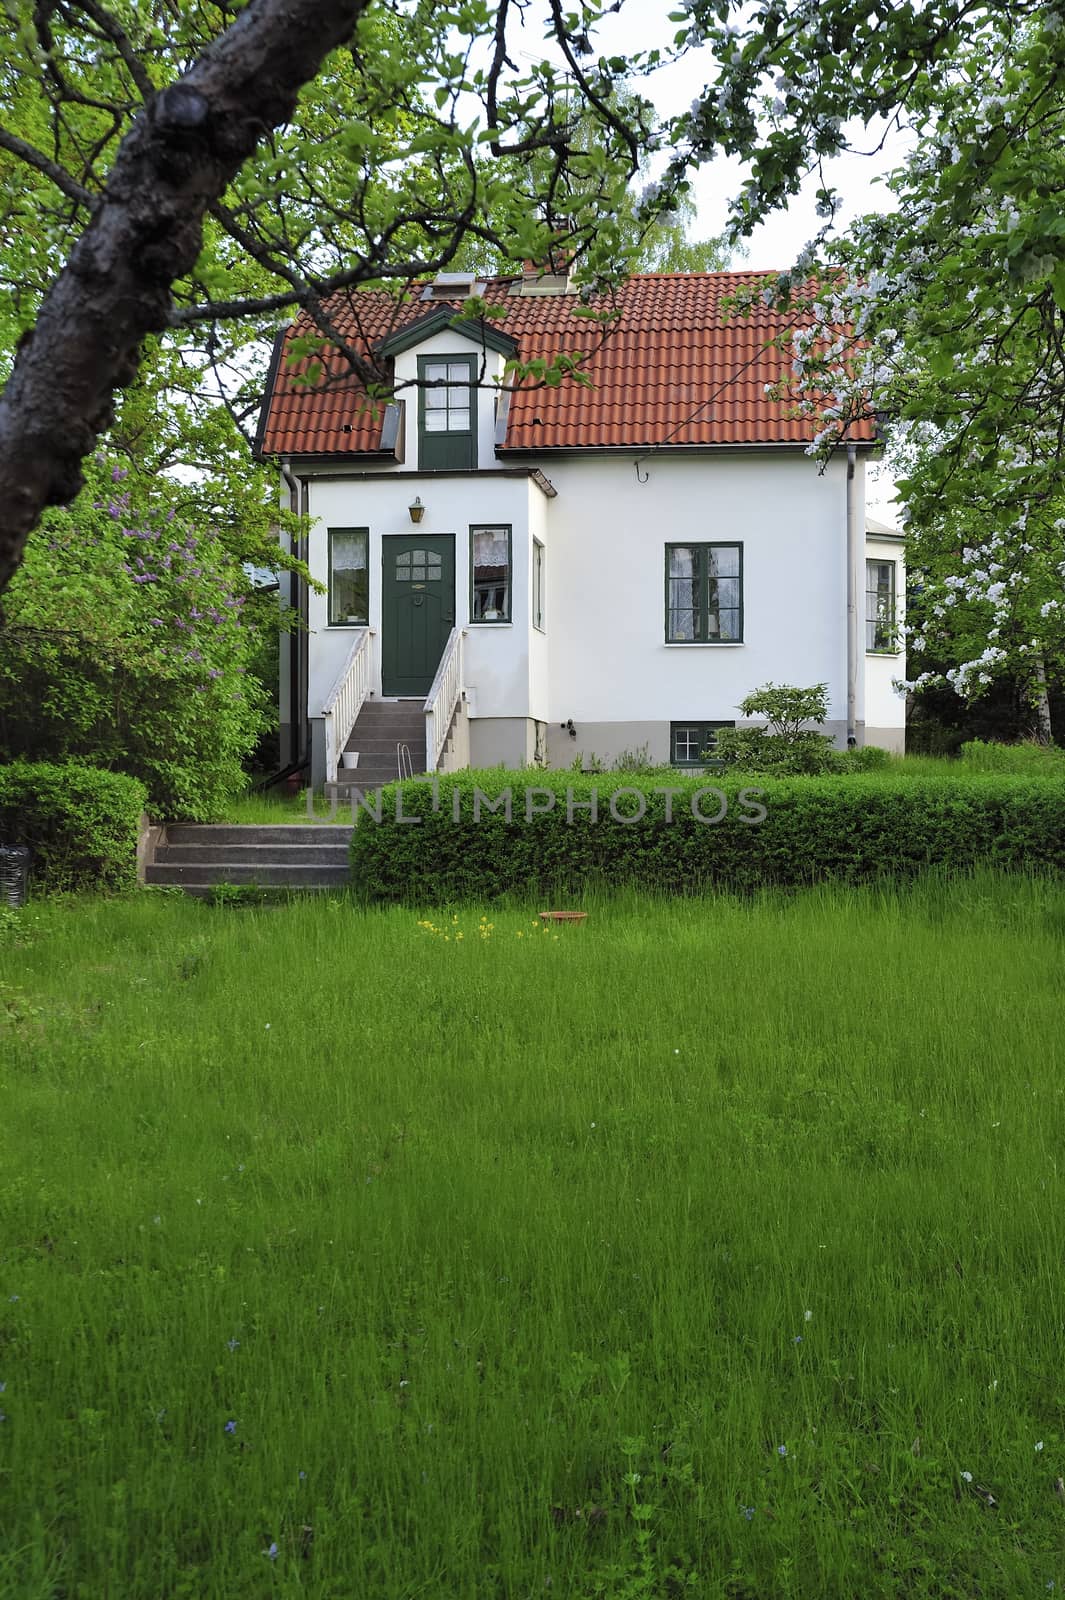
[394,548,442,582]
[532,538,545,631]
[866,559,897,651]
[471,525,511,622]
[666,544,742,642]
[671,721,734,767]
[418,354,476,469]
[328,528,369,625]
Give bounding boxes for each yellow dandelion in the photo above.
[516,930,524,938]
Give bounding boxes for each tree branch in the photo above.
[0,0,371,593]
[0,125,96,210]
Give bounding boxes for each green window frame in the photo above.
[418,354,477,470]
[532,538,545,632]
[665,543,743,642]
[470,525,512,623]
[670,721,734,768]
[328,527,369,627]
[866,559,897,652]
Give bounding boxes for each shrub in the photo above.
[738,681,830,740]
[714,727,844,775]
[0,762,146,893]
[0,456,271,820]
[349,768,1065,904]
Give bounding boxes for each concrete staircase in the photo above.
[145,825,353,897]
[335,699,427,792]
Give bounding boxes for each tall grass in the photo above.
[1,874,1064,1596]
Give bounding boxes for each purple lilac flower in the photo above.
[208,669,222,679]
[111,466,128,482]
[208,609,223,623]
[188,650,202,663]
[224,1419,237,1434]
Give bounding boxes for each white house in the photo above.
[256,268,906,788]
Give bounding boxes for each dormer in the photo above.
[376,307,519,471]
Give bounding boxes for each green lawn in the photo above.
[2,875,1064,1597]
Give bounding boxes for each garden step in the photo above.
[157,844,350,867]
[334,769,429,789]
[164,825,353,847]
[145,862,351,887]
[171,883,345,899]
[344,736,427,755]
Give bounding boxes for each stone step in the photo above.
[164,824,353,847]
[146,862,351,887]
[348,724,425,741]
[171,883,345,900]
[157,844,350,867]
[344,737,427,756]
[334,768,428,789]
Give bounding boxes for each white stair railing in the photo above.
[321,629,374,785]
[423,628,465,774]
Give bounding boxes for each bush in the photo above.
[714,727,844,775]
[0,456,271,820]
[349,768,1065,904]
[0,763,146,893]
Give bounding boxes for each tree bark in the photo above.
[1031,651,1054,744]
[0,0,368,593]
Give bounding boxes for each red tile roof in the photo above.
[257,272,876,457]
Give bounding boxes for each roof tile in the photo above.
[257,272,875,456]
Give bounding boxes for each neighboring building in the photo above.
[256,268,905,787]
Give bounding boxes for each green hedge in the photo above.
[0,762,147,893]
[349,769,1065,904]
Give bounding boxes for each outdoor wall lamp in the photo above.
[408,496,425,524]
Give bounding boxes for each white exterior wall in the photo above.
[539,451,854,735]
[528,486,550,725]
[865,533,907,746]
[304,472,541,719]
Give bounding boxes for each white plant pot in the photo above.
[340,752,359,770]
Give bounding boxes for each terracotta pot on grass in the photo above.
[539,911,588,924]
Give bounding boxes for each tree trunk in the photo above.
[1031,651,1053,744]
[0,0,368,594]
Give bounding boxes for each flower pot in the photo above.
[340,752,359,770]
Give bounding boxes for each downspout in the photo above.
[846,444,858,748]
[279,459,306,770]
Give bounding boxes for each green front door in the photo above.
[381,535,455,696]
